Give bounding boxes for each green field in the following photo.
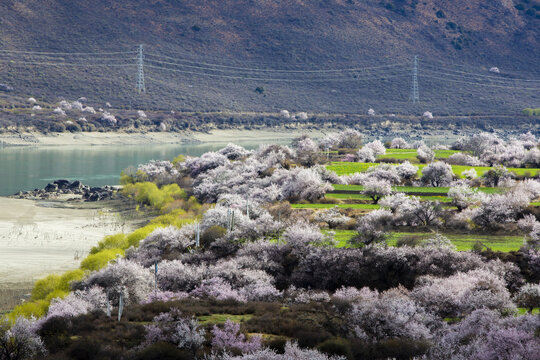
[327,162,540,178]
[326,192,452,202]
[325,193,371,200]
[378,149,462,161]
[332,184,502,195]
[291,203,380,209]
[198,314,254,325]
[329,230,524,252]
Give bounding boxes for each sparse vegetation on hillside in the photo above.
[0,1,538,114]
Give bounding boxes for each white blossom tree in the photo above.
[421,161,454,187]
[417,145,435,163]
[362,179,392,204]
[390,137,410,149]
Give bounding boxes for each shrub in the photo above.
[9,300,49,320]
[31,275,62,301]
[202,226,227,248]
[135,342,194,360]
[317,338,352,358]
[68,338,102,360]
[90,234,128,254]
[80,248,124,271]
[396,236,422,248]
[122,182,186,212]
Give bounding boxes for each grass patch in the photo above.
[325,193,371,200]
[198,314,254,325]
[517,308,540,315]
[332,184,501,194]
[291,203,380,209]
[377,149,462,161]
[327,162,540,178]
[330,230,524,252]
[326,192,452,203]
[378,150,418,160]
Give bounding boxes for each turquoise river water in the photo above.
[0,141,281,196]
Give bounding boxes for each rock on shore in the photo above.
[12,179,119,201]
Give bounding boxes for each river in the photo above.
[0,141,285,196]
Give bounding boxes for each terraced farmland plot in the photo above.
[326,192,452,202]
[325,193,371,200]
[291,203,380,209]
[377,149,462,161]
[331,184,502,195]
[327,162,540,178]
[330,230,524,252]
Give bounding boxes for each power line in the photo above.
[422,58,540,79]
[145,64,410,82]
[0,59,136,67]
[422,62,540,82]
[0,54,136,62]
[421,68,540,86]
[145,57,405,76]
[0,49,136,56]
[145,52,409,73]
[418,73,540,91]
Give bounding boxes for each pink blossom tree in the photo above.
[211,320,262,354]
[142,308,205,353]
[0,317,46,360]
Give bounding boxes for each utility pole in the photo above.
[410,55,419,104]
[137,44,145,93]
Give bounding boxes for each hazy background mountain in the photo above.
[0,0,539,115]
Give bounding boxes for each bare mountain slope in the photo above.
[0,0,538,114]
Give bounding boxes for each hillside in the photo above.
[0,0,539,115]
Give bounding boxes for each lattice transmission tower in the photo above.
[136,44,145,93]
[410,55,419,103]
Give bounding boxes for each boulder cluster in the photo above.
[13,179,117,201]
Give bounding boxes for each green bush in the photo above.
[122,182,186,212]
[172,154,185,165]
[31,274,62,301]
[90,234,128,254]
[65,122,82,132]
[126,223,163,248]
[523,108,540,116]
[80,248,124,271]
[9,300,49,320]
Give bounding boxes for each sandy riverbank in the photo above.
[0,128,328,147]
[0,198,132,285]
